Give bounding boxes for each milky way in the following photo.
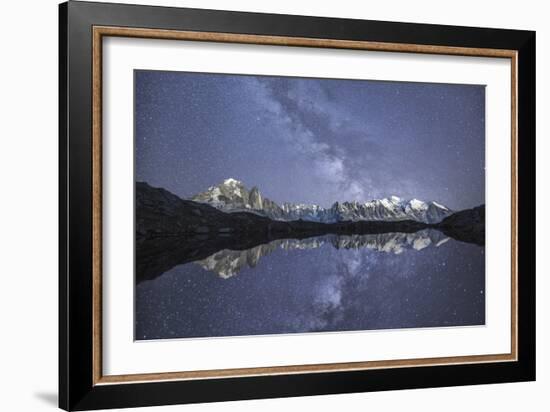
[134,71,486,340]
[135,237,485,340]
[135,70,485,210]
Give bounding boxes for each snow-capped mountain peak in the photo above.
[432,201,449,211]
[409,198,427,210]
[222,178,243,188]
[191,179,453,224]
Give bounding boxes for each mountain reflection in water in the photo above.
[197,230,450,278]
[135,229,485,340]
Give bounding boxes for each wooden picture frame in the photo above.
[59,1,535,410]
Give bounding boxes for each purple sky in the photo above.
[135,70,485,210]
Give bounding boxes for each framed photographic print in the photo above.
[59,1,536,410]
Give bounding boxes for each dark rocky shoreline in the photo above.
[135,182,485,283]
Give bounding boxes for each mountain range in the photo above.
[135,181,485,283]
[196,230,450,278]
[192,178,453,224]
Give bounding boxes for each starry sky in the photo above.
[135,70,485,210]
[136,236,485,340]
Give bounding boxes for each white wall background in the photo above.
[0,0,546,411]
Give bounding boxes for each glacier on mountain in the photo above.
[191,178,453,224]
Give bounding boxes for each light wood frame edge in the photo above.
[91,26,519,386]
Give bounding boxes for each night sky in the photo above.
[136,236,485,340]
[135,70,485,211]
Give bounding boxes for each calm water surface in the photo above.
[135,230,485,340]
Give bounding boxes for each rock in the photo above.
[249,187,263,210]
[436,205,485,245]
